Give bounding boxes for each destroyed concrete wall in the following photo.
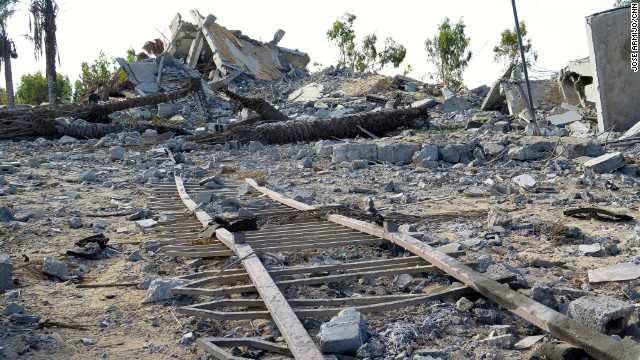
[166,9,310,81]
[586,7,640,132]
[557,58,594,108]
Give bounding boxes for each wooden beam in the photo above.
[203,338,291,356]
[327,215,640,360]
[245,178,315,211]
[226,233,324,359]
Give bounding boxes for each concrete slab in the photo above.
[548,110,583,125]
[588,262,640,283]
[586,7,640,132]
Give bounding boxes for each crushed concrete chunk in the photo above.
[319,308,368,354]
[567,296,634,335]
[583,152,625,174]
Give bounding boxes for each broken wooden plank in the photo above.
[173,174,323,360]
[245,178,315,211]
[326,215,640,360]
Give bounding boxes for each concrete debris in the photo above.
[567,295,634,335]
[583,152,626,174]
[547,110,583,126]
[42,256,69,279]
[511,174,536,189]
[167,10,309,81]
[588,262,640,283]
[147,279,187,302]
[319,308,368,354]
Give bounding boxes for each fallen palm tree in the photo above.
[196,105,429,145]
[221,86,289,122]
[0,78,201,140]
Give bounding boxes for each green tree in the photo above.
[493,21,537,70]
[327,13,406,72]
[16,71,71,104]
[326,13,357,67]
[424,17,472,87]
[0,0,18,106]
[73,50,117,101]
[28,0,60,105]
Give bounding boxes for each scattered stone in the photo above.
[512,174,536,189]
[248,141,264,153]
[455,297,474,312]
[0,252,13,292]
[0,207,14,223]
[291,189,316,204]
[80,169,97,182]
[147,279,187,302]
[178,332,196,345]
[128,251,143,262]
[42,256,69,279]
[579,243,603,257]
[298,157,313,169]
[332,143,377,163]
[393,274,414,288]
[79,338,98,346]
[109,146,126,160]
[479,334,517,349]
[319,308,368,354]
[377,143,420,164]
[567,296,634,335]
[3,302,23,315]
[583,152,626,174]
[487,209,512,228]
[69,216,83,229]
[135,219,158,229]
[58,135,78,145]
[531,282,559,310]
[440,145,460,163]
[356,339,385,358]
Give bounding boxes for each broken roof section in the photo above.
[166,9,310,81]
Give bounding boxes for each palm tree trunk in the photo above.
[43,0,58,105]
[197,105,430,145]
[2,37,15,106]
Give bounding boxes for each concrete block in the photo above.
[332,143,377,163]
[43,256,69,279]
[512,174,537,189]
[315,140,335,158]
[413,145,439,163]
[583,152,626,173]
[376,143,420,164]
[567,295,634,335]
[319,308,368,354]
[586,7,640,132]
[437,96,473,113]
[148,279,187,301]
[548,110,583,126]
[0,252,13,292]
[157,103,182,118]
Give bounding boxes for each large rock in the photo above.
[583,152,626,174]
[0,252,12,292]
[376,143,420,164]
[319,308,368,354]
[109,146,126,161]
[147,279,187,301]
[43,256,69,279]
[567,296,634,335]
[332,144,377,163]
[0,207,14,223]
[440,145,461,163]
